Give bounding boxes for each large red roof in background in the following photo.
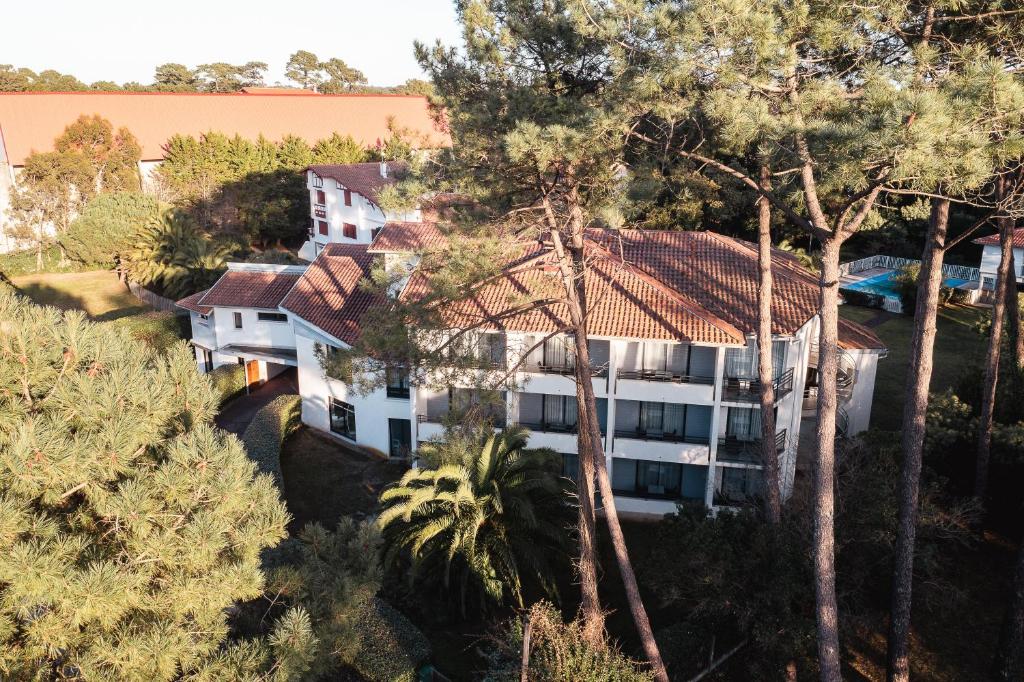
[0,91,448,165]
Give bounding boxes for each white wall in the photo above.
[979,244,1024,282]
[844,349,881,435]
[211,308,297,349]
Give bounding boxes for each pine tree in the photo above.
[0,291,290,680]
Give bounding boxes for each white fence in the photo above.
[839,254,979,282]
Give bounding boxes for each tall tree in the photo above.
[756,163,781,523]
[196,61,268,92]
[285,50,325,91]
[0,292,289,679]
[320,57,368,93]
[55,114,142,192]
[153,62,200,91]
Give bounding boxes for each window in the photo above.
[371,226,383,241]
[197,313,209,322]
[561,452,580,482]
[615,400,711,443]
[983,276,995,291]
[386,366,410,398]
[258,312,288,323]
[318,220,329,236]
[201,348,213,373]
[725,345,756,378]
[233,312,243,329]
[344,189,352,206]
[612,458,707,500]
[543,394,578,430]
[388,418,412,458]
[315,189,326,204]
[311,172,323,188]
[726,406,762,441]
[330,399,357,439]
[343,223,357,239]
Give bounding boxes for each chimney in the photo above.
[379,161,388,178]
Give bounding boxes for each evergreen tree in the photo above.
[0,292,289,680]
[55,114,142,193]
[60,192,160,269]
[153,63,200,91]
[284,50,324,91]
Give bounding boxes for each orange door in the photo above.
[245,360,260,391]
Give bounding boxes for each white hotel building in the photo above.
[180,164,886,516]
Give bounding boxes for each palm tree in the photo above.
[378,426,569,615]
[125,210,232,298]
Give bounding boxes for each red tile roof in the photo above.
[368,221,447,253]
[197,271,301,309]
[175,289,211,315]
[308,162,406,206]
[401,241,747,344]
[973,228,1024,248]
[0,92,448,165]
[280,244,383,346]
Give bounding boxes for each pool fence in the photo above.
[838,254,980,282]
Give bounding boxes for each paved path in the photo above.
[215,368,298,435]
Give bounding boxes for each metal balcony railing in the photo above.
[716,429,787,465]
[525,362,609,378]
[314,204,327,218]
[613,429,710,445]
[617,369,715,385]
[722,367,794,403]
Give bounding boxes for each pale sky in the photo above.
[3,0,463,87]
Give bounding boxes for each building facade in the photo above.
[975,228,1024,293]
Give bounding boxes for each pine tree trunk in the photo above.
[976,201,1015,502]
[813,237,843,682]
[1005,245,1022,369]
[886,197,950,682]
[992,536,1024,681]
[756,164,781,524]
[573,359,604,645]
[545,208,669,681]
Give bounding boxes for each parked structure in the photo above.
[975,228,1024,294]
[0,90,446,252]
[180,186,886,515]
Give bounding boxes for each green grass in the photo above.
[839,303,988,431]
[11,270,150,321]
[0,246,90,279]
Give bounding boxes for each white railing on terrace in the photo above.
[839,255,979,282]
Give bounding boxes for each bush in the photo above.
[103,311,189,353]
[60,192,159,267]
[241,394,301,487]
[0,246,89,278]
[209,363,246,405]
[350,597,432,682]
[841,288,885,309]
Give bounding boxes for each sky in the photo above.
[2,0,464,87]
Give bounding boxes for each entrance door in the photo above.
[388,418,412,459]
[245,360,261,392]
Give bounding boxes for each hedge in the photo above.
[350,597,432,682]
[209,364,246,406]
[241,394,301,488]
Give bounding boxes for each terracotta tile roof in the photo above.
[973,228,1024,248]
[307,162,406,205]
[0,92,448,165]
[590,229,883,350]
[280,244,383,346]
[197,271,301,309]
[175,289,211,315]
[401,242,747,344]
[368,221,447,253]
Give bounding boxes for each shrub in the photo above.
[60,192,159,267]
[103,311,189,353]
[241,394,301,487]
[841,288,885,309]
[483,602,653,681]
[350,597,432,682]
[209,363,246,405]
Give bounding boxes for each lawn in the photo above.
[11,270,150,321]
[840,303,988,431]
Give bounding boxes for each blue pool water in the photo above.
[842,271,969,298]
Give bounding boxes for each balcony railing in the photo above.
[722,368,794,403]
[516,421,578,434]
[314,204,327,218]
[614,429,710,445]
[617,369,715,385]
[525,363,608,378]
[417,412,506,427]
[716,429,787,465]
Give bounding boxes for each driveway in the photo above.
[215,367,299,435]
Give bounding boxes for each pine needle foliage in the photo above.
[379,426,570,615]
[0,292,289,680]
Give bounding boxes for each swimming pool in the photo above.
[841,270,969,298]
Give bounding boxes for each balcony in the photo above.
[617,369,714,385]
[716,429,787,465]
[417,411,506,428]
[314,204,327,218]
[525,362,608,378]
[516,421,578,434]
[722,368,794,403]
[614,429,710,445]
